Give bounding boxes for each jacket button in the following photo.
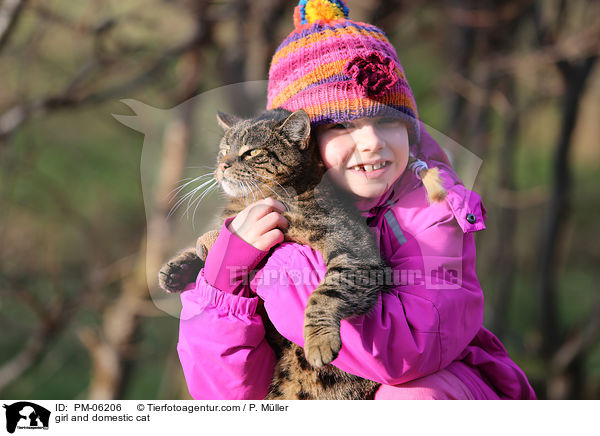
[466,213,476,224]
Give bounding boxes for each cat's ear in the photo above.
[216,111,242,131]
[278,110,311,149]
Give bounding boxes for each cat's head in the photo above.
[215,108,320,198]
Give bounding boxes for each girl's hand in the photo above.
[227,198,289,251]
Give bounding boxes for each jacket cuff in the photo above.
[203,217,269,295]
[180,270,260,320]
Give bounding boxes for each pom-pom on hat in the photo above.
[267,0,421,145]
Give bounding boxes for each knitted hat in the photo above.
[267,0,421,145]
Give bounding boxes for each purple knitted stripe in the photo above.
[309,105,418,125]
[279,82,418,121]
[276,21,385,52]
[302,73,349,91]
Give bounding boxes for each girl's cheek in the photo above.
[318,139,338,170]
[319,149,333,169]
[319,140,352,171]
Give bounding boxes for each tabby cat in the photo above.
[159,108,389,399]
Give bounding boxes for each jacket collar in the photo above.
[356,167,420,223]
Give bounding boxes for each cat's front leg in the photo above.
[302,283,343,368]
[195,229,220,260]
[158,248,203,293]
[158,229,221,293]
[303,262,384,368]
[303,321,341,368]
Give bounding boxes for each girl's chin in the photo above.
[348,185,389,200]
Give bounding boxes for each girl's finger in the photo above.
[251,197,287,214]
[258,228,285,251]
[255,211,288,235]
[263,197,288,213]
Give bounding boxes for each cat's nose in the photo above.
[218,162,231,172]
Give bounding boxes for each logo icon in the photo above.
[3,402,50,434]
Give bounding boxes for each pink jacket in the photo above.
[177,127,536,400]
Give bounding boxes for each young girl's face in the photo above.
[316,117,410,199]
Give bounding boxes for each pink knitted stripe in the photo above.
[269,34,398,92]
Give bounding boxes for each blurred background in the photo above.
[1,0,599,400]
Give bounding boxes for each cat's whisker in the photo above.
[251,182,258,203]
[184,179,218,221]
[241,181,251,206]
[169,177,218,218]
[168,177,201,202]
[185,165,217,170]
[172,172,214,192]
[254,173,292,199]
[250,180,266,200]
[171,178,216,214]
[242,181,250,202]
[191,181,219,230]
[256,180,285,204]
[169,186,201,218]
[246,180,258,203]
[168,173,215,202]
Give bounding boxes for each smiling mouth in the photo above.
[349,161,390,172]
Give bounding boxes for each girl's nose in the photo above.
[353,125,385,152]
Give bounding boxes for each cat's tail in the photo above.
[408,155,447,204]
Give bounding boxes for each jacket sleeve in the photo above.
[252,186,486,385]
[177,271,276,399]
[177,219,277,400]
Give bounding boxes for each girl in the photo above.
[176,0,536,400]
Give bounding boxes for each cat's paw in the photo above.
[158,249,203,293]
[303,327,342,368]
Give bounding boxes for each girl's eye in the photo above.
[329,122,351,130]
[377,117,401,126]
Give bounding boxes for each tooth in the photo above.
[364,164,374,171]
[373,163,382,170]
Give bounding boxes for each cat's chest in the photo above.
[283,209,314,246]
[281,198,326,246]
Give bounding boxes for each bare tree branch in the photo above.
[538,54,598,358]
[0,18,208,143]
[0,0,28,51]
[81,2,212,399]
[0,280,72,393]
[552,299,600,375]
[446,0,534,29]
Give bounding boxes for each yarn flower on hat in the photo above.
[344,52,398,98]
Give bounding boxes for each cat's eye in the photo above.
[243,148,264,159]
